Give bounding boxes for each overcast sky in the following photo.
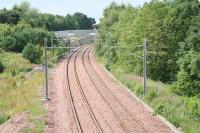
[0,0,150,23]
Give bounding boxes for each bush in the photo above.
[22,43,41,64]
[0,23,52,53]
[135,84,143,96]
[0,61,4,73]
[105,63,110,71]
[1,36,17,51]
[174,51,200,96]
[187,97,200,122]
[145,90,157,101]
[154,103,165,115]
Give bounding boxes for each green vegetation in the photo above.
[0,51,33,76]
[0,51,45,131]
[96,0,200,96]
[0,1,95,30]
[0,1,96,63]
[22,43,42,64]
[0,23,52,52]
[96,0,200,132]
[0,61,4,73]
[0,1,92,130]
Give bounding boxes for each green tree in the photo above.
[0,8,21,24]
[174,51,200,96]
[167,0,200,45]
[73,12,96,29]
[96,0,200,84]
[1,36,17,51]
[22,43,41,64]
[174,13,200,96]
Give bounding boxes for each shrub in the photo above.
[0,23,52,53]
[145,90,157,101]
[135,84,143,96]
[22,43,41,64]
[154,103,165,115]
[0,61,4,73]
[187,97,200,122]
[174,51,200,96]
[1,36,17,51]
[105,63,110,71]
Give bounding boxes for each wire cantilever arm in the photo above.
[115,47,143,60]
[47,46,77,49]
[127,52,143,60]
[49,49,77,61]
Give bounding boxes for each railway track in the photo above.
[82,46,148,132]
[64,45,170,132]
[74,46,103,132]
[66,45,103,133]
[81,46,128,133]
[47,44,174,133]
[66,46,83,133]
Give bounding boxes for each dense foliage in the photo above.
[0,23,52,53]
[174,14,200,96]
[0,1,95,30]
[96,0,200,96]
[22,43,42,64]
[0,1,95,63]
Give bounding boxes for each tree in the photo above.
[14,1,31,13]
[174,51,200,96]
[174,13,200,96]
[21,8,42,28]
[22,43,41,64]
[166,0,200,50]
[0,8,21,24]
[0,1,95,31]
[96,1,177,82]
[0,23,52,52]
[73,12,96,29]
[96,0,200,84]
[1,36,17,51]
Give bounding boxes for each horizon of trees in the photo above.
[0,1,96,31]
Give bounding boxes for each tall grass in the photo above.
[0,51,33,76]
[0,51,46,132]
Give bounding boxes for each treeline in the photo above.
[0,1,95,64]
[0,1,95,30]
[96,0,200,97]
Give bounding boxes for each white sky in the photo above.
[0,0,150,23]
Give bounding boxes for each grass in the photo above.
[0,50,33,76]
[97,56,200,133]
[0,50,46,132]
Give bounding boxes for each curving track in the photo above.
[46,45,174,133]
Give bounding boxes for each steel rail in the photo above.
[82,46,129,133]
[86,46,148,132]
[73,45,103,133]
[66,46,85,133]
